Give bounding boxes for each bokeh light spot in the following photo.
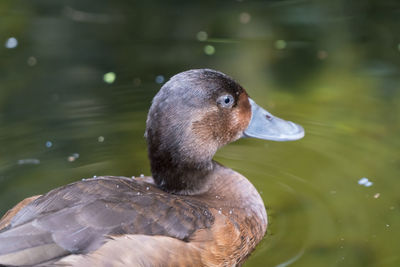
[196,31,208,41]
[68,153,80,162]
[103,72,116,84]
[27,56,37,66]
[133,77,141,86]
[239,12,251,24]
[204,45,215,55]
[155,75,165,84]
[5,37,18,49]
[317,50,328,60]
[275,40,287,50]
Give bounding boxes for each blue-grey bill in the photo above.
[243,98,305,141]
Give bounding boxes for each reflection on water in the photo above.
[1,0,400,266]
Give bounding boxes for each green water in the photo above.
[1,1,400,266]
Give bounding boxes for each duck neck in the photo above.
[148,148,215,194]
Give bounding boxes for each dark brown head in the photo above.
[145,69,252,193]
[145,69,304,194]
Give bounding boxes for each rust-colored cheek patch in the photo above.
[236,92,251,131]
[192,110,222,147]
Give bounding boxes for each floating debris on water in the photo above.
[5,37,18,49]
[18,159,40,165]
[93,175,97,178]
[155,75,165,84]
[373,193,380,199]
[98,136,105,142]
[358,177,373,187]
[140,174,144,178]
[45,141,53,148]
[131,176,135,179]
[103,72,116,84]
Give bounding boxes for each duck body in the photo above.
[0,69,304,266]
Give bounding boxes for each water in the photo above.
[1,1,400,266]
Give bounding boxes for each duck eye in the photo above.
[217,95,234,108]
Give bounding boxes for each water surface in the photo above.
[1,1,400,266]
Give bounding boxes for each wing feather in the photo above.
[0,176,214,266]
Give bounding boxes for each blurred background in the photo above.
[1,0,400,266]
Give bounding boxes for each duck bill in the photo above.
[243,98,304,141]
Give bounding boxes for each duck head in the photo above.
[145,69,304,194]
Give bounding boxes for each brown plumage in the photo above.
[0,195,40,231]
[0,69,304,266]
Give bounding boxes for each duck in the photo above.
[0,69,304,267]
